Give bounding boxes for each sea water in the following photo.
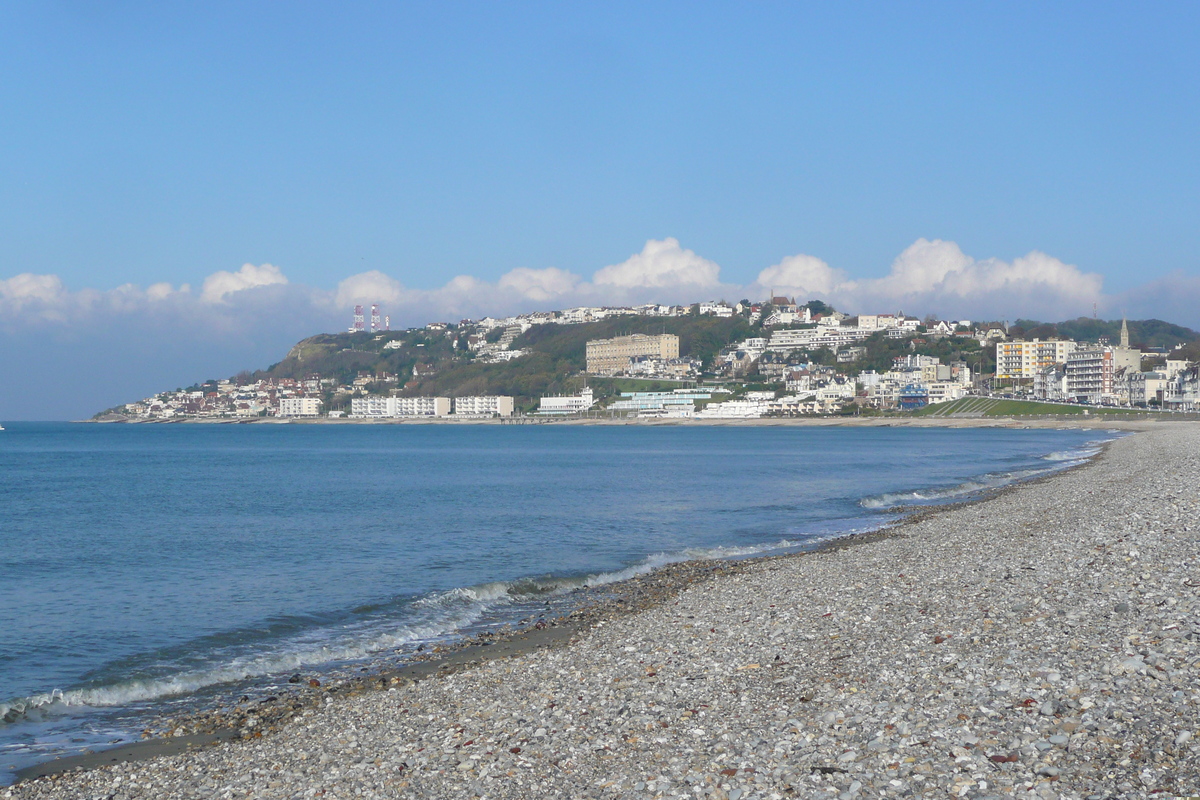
[0,422,1111,781]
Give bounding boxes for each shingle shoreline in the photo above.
[9,426,1200,799]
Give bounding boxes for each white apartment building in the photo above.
[698,301,734,317]
[1033,364,1068,402]
[452,395,515,417]
[395,396,451,417]
[767,325,872,353]
[352,396,390,417]
[350,396,451,418]
[856,314,898,330]
[926,382,968,405]
[1166,358,1189,379]
[856,370,883,389]
[864,381,901,408]
[626,356,700,378]
[695,399,769,418]
[894,354,939,369]
[995,339,1077,381]
[1065,346,1141,404]
[1165,366,1199,411]
[920,364,953,383]
[1116,371,1167,407]
[278,397,322,417]
[762,307,809,327]
[723,337,767,361]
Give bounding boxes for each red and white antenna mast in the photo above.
[370,304,381,332]
[353,305,365,332]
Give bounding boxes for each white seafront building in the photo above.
[538,387,596,415]
[452,395,515,417]
[608,388,727,417]
[694,391,778,419]
[350,396,452,418]
[278,397,322,417]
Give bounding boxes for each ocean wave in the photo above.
[419,539,813,606]
[1043,446,1100,462]
[860,466,1063,509]
[579,540,805,587]
[860,438,1112,511]
[0,601,490,725]
[2,537,828,727]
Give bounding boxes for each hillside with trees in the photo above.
[1009,318,1199,350]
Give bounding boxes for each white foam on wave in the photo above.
[4,550,733,723]
[575,536,852,591]
[416,538,812,612]
[858,470,1036,509]
[0,597,495,723]
[1043,446,1101,462]
[860,436,1114,511]
[3,525,890,728]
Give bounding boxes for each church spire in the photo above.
[1120,316,1130,349]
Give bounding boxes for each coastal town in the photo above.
[110,297,1200,422]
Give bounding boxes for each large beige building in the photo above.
[995,339,1077,381]
[586,333,680,375]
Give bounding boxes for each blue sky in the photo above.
[2,2,1199,419]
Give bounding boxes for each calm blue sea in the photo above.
[0,422,1111,781]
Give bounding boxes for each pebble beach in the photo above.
[8,425,1199,800]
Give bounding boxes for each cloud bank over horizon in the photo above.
[1,237,1195,419]
[1,237,1185,331]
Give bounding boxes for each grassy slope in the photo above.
[915,397,1156,417]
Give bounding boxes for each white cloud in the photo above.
[200,263,288,304]
[949,251,1102,299]
[752,254,847,297]
[848,240,1104,319]
[593,238,721,289]
[147,282,189,301]
[746,238,1106,321]
[0,274,196,323]
[0,264,294,332]
[335,270,409,308]
[497,266,581,301]
[863,238,975,298]
[0,273,67,306]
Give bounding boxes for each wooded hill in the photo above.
[1010,318,1199,350]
